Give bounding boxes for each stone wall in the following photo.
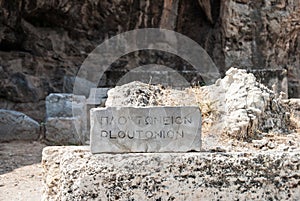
[0,0,299,122]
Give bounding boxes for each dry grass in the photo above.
[290,109,300,132]
[188,87,220,136]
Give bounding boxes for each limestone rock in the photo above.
[106,68,290,140]
[200,68,290,139]
[106,81,197,107]
[283,98,300,130]
[0,109,40,141]
[42,146,84,201]
[222,0,300,97]
[106,81,166,107]
[0,99,46,122]
[42,146,300,201]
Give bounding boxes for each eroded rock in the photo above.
[106,68,291,141]
[199,68,290,139]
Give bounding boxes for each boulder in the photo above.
[0,109,40,141]
[199,68,290,139]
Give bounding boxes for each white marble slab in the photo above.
[90,106,201,153]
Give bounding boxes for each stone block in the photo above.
[0,109,40,142]
[86,88,110,105]
[46,93,86,118]
[45,94,88,145]
[45,117,86,145]
[90,106,201,153]
[42,146,300,201]
[85,88,111,133]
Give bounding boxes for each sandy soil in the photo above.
[0,141,46,201]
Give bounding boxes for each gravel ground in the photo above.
[0,141,46,201]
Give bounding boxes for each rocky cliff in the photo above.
[0,0,299,121]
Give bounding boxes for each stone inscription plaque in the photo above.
[90,106,201,153]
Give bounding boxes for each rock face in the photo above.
[0,109,40,141]
[42,146,300,201]
[0,0,299,122]
[222,0,300,97]
[106,68,291,141]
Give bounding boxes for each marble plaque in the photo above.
[90,106,201,153]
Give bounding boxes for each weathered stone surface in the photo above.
[106,68,290,141]
[0,109,40,141]
[0,0,299,125]
[45,93,87,145]
[42,146,300,201]
[90,106,201,153]
[0,99,46,122]
[283,98,300,131]
[86,88,110,105]
[46,93,86,118]
[116,65,193,88]
[106,81,198,107]
[0,72,47,103]
[42,146,74,201]
[45,117,85,145]
[199,68,290,139]
[221,0,300,97]
[249,69,288,98]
